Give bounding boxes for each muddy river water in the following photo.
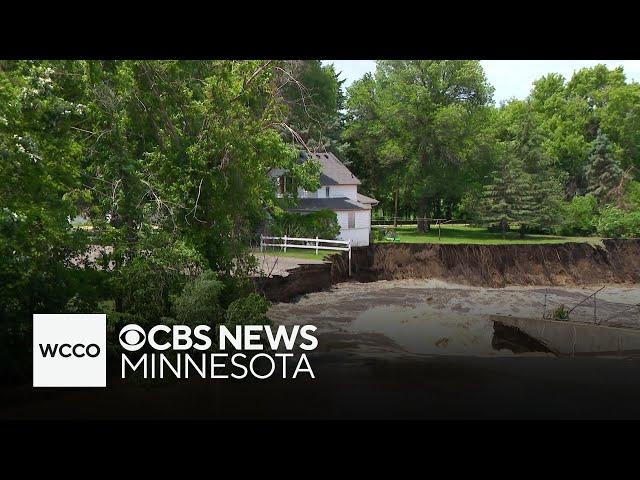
[268,279,640,358]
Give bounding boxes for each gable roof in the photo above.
[301,151,361,186]
[288,197,368,212]
[356,193,379,206]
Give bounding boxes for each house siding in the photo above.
[336,210,371,246]
[320,185,357,200]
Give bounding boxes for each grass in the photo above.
[373,224,603,245]
[253,247,343,261]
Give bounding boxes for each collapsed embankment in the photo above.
[255,239,640,302]
[254,262,332,303]
[332,239,640,287]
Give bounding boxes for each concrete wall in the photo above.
[492,315,640,356]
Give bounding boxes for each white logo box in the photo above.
[33,314,106,387]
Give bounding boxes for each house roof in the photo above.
[356,192,379,205]
[301,151,361,186]
[288,197,368,212]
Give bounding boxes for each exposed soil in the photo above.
[330,239,640,287]
[254,253,328,277]
[254,262,332,303]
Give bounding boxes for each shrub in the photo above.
[271,209,340,239]
[109,239,205,323]
[560,195,597,235]
[596,205,627,237]
[225,293,271,327]
[173,270,225,326]
[552,304,569,321]
[110,257,174,324]
[622,210,640,237]
[625,180,640,208]
[372,228,386,242]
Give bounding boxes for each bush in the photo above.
[173,270,225,326]
[560,195,597,235]
[225,293,271,327]
[622,210,640,237]
[110,257,174,324]
[596,205,628,237]
[626,180,640,208]
[109,239,205,323]
[271,209,340,239]
[552,304,569,321]
[372,228,386,242]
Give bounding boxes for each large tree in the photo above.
[280,60,345,154]
[344,60,495,229]
[0,60,321,322]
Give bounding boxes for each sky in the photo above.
[322,60,640,105]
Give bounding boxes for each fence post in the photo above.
[284,235,287,253]
[315,236,319,255]
[348,239,352,277]
[260,234,263,253]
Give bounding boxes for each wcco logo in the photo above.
[33,314,106,387]
[39,343,101,358]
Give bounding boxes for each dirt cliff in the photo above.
[331,239,640,287]
[254,262,332,302]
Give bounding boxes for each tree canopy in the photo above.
[343,61,640,234]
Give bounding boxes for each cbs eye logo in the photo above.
[119,324,146,352]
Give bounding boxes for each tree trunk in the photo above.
[393,189,398,228]
[501,220,506,240]
[417,197,430,232]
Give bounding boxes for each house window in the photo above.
[325,186,330,197]
[348,211,355,228]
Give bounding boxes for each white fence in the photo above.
[260,235,352,276]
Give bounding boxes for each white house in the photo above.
[270,151,378,246]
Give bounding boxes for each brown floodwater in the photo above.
[268,279,640,358]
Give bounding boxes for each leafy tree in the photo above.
[586,130,624,204]
[281,60,345,154]
[344,61,495,230]
[0,61,90,323]
[0,60,322,341]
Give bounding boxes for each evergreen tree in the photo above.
[586,129,624,204]
[481,154,536,238]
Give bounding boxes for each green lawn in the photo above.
[253,247,343,261]
[373,224,602,245]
